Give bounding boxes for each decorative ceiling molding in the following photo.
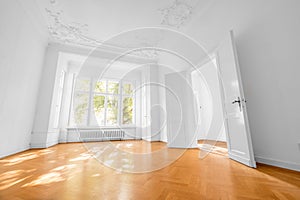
[132,49,159,59]
[49,0,56,5]
[45,8,159,59]
[42,0,164,59]
[45,8,101,47]
[159,0,196,28]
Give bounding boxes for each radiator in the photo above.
[79,129,125,142]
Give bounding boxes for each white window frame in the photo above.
[53,70,66,128]
[69,76,136,128]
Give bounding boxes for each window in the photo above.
[70,77,135,127]
[122,82,134,125]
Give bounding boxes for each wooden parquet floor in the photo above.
[0,141,299,200]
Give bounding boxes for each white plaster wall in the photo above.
[184,0,300,170]
[149,65,162,141]
[158,66,170,143]
[140,64,162,142]
[0,0,47,157]
[31,44,60,148]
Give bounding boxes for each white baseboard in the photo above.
[30,130,59,148]
[228,152,254,167]
[255,156,300,172]
[197,137,226,142]
[46,140,59,148]
[0,146,30,159]
[30,141,58,149]
[30,142,47,148]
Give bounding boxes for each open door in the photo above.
[217,30,256,168]
[165,72,187,148]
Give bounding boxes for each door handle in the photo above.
[232,97,242,111]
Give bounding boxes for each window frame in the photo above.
[53,70,66,128]
[69,76,136,128]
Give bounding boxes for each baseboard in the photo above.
[228,152,254,167]
[46,140,59,148]
[198,138,226,142]
[255,156,300,172]
[30,141,58,149]
[30,143,47,148]
[0,146,30,159]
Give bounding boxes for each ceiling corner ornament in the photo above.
[159,0,194,28]
[49,0,56,5]
[44,0,158,59]
[45,9,101,47]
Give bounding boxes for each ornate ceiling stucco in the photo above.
[159,0,195,28]
[46,8,101,47]
[38,0,200,58]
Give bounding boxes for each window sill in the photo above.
[66,126,136,130]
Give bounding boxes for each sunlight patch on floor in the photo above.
[0,153,39,166]
[84,141,186,173]
[0,169,36,190]
[69,152,93,162]
[198,143,228,156]
[22,172,65,187]
[22,164,78,187]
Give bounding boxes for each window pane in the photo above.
[90,95,105,126]
[106,96,118,125]
[107,81,119,94]
[75,78,90,91]
[95,80,106,93]
[123,83,133,95]
[122,97,133,125]
[73,93,89,125]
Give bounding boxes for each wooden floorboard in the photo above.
[0,141,299,200]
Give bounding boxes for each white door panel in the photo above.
[165,71,197,148]
[217,30,256,167]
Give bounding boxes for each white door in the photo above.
[165,71,198,148]
[191,70,213,140]
[217,30,256,167]
[165,72,186,148]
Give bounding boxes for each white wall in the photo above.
[140,64,162,142]
[0,0,47,157]
[184,0,300,170]
[31,44,60,148]
[149,65,162,141]
[158,66,170,143]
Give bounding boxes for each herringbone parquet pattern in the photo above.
[0,141,299,200]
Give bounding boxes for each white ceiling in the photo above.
[33,0,211,49]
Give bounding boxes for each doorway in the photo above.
[191,31,256,168]
[191,57,228,157]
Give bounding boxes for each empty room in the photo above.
[0,0,300,199]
